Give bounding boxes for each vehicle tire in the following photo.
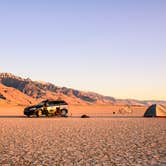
[60,109,68,117]
[36,109,42,117]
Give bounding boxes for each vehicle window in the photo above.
[53,101,60,105]
[48,101,56,106]
[54,101,67,105]
[47,100,68,106]
[36,102,44,107]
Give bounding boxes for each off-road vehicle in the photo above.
[24,99,68,117]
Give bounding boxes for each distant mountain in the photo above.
[0,73,116,105]
[142,100,166,105]
[0,72,165,106]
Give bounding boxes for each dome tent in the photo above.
[144,104,166,117]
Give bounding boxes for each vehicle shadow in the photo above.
[0,115,144,118]
[0,115,26,118]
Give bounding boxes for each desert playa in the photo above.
[0,105,166,165]
[1,0,166,165]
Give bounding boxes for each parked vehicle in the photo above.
[24,99,68,117]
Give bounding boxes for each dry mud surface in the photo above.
[0,118,165,165]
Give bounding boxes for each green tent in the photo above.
[144,104,166,117]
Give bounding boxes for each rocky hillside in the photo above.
[0,72,165,106]
[0,83,36,106]
[0,73,116,106]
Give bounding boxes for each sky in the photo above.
[0,0,166,100]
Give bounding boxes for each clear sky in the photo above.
[0,0,166,100]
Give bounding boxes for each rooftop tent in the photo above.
[144,104,166,117]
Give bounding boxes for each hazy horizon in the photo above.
[0,0,166,100]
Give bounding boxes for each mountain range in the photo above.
[0,72,165,106]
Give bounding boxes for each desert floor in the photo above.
[0,104,146,117]
[0,106,165,165]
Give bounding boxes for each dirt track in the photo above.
[0,117,165,165]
